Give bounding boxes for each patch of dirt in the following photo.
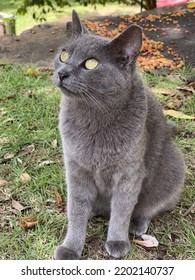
[0,22,70,67]
[0,4,194,71]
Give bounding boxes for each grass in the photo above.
[0,64,195,260]
[0,0,140,35]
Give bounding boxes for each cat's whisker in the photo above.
[80,86,114,118]
[82,90,105,115]
[68,82,90,110]
[86,91,114,118]
[91,93,114,119]
[79,86,106,113]
[79,91,90,111]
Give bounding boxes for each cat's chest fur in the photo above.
[59,98,145,171]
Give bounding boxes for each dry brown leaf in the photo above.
[12,199,25,212]
[37,66,53,74]
[178,85,195,94]
[188,81,195,89]
[26,144,35,153]
[4,152,15,159]
[163,110,195,119]
[18,144,35,156]
[20,217,38,229]
[172,98,182,108]
[0,179,8,187]
[152,87,176,96]
[20,173,31,183]
[54,188,63,206]
[10,208,21,215]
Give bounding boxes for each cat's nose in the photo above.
[58,70,70,81]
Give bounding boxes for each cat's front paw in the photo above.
[105,240,130,258]
[54,245,80,260]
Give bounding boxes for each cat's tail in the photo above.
[167,121,178,137]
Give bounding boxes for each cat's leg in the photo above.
[129,142,185,236]
[105,168,144,258]
[54,163,96,260]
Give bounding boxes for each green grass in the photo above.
[0,1,140,35]
[0,64,194,260]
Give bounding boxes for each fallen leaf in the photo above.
[10,209,21,215]
[0,110,7,116]
[0,137,9,143]
[163,110,195,119]
[16,158,23,165]
[24,144,35,153]
[54,188,63,206]
[187,81,195,89]
[4,152,15,159]
[186,169,193,176]
[152,88,176,96]
[0,179,8,187]
[20,173,31,183]
[0,95,16,102]
[178,85,195,94]
[38,160,55,167]
[26,68,38,77]
[12,199,25,212]
[51,139,57,149]
[18,144,35,156]
[2,118,14,123]
[172,97,182,109]
[134,234,159,248]
[166,101,174,109]
[187,3,195,9]
[20,217,38,229]
[37,67,53,74]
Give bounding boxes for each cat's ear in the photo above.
[71,9,89,37]
[107,25,142,67]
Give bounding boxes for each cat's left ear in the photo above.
[107,25,142,67]
[71,10,89,37]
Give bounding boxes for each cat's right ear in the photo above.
[70,10,89,38]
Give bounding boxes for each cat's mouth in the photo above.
[59,82,75,96]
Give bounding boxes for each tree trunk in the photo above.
[145,0,157,10]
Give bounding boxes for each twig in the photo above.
[183,202,195,216]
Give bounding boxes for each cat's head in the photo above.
[53,10,142,106]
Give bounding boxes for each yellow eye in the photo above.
[85,58,99,70]
[60,51,69,63]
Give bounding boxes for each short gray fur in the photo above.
[52,10,185,259]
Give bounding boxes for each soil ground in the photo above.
[0,4,194,71]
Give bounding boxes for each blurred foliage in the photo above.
[13,0,156,21]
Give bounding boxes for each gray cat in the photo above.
[52,10,185,259]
